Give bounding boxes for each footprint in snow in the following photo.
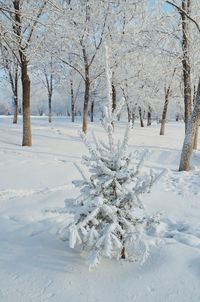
[162,220,200,249]
[163,170,200,196]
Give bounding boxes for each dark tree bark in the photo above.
[139,106,144,127]
[1,46,19,124]
[160,86,171,135]
[127,103,131,122]
[160,68,176,135]
[111,82,117,129]
[12,0,46,145]
[21,59,32,146]
[48,93,52,123]
[13,67,19,124]
[147,106,152,126]
[70,77,75,122]
[132,112,135,127]
[82,45,90,134]
[13,0,32,146]
[44,58,53,123]
[112,82,117,112]
[181,0,192,132]
[83,77,90,133]
[176,114,180,121]
[91,99,94,122]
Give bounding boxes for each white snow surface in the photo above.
[0,116,200,302]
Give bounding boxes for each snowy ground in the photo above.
[0,116,200,302]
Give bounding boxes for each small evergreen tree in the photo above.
[58,47,163,268]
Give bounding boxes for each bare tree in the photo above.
[166,0,192,132]
[43,57,53,123]
[57,0,109,133]
[138,106,144,127]
[160,68,176,135]
[1,46,20,123]
[0,0,56,145]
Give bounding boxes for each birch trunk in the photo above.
[179,79,200,171]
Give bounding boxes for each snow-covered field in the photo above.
[1,116,200,302]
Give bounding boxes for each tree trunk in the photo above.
[160,87,170,135]
[127,103,131,122]
[176,114,179,121]
[139,107,144,127]
[192,85,197,150]
[112,83,117,112]
[179,78,200,171]
[91,99,94,122]
[13,67,18,124]
[48,93,52,123]
[111,82,117,129]
[13,0,31,146]
[82,78,90,133]
[147,106,152,126]
[181,0,192,132]
[82,46,90,134]
[70,78,75,122]
[132,112,135,127]
[21,60,32,146]
[13,93,18,124]
[193,125,199,150]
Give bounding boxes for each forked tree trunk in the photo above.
[139,107,144,127]
[181,0,192,132]
[179,79,200,171]
[21,60,32,146]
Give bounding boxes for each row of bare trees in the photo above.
[0,0,200,172]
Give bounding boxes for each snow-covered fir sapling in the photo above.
[59,47,164,269]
